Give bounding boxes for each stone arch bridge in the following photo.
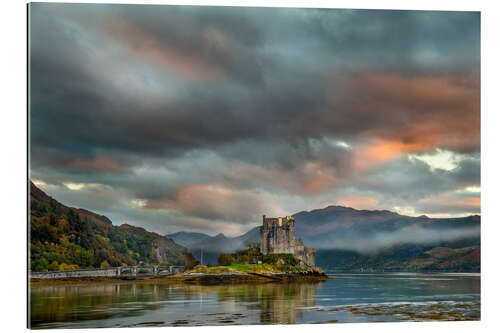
[30,265,185,280]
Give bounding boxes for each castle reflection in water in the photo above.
[30,281,324,327]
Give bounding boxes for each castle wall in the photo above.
[260,215,295,255]
[303,247,315,267]
[260,215,316,267]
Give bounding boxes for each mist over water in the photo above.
[314,226,480,253]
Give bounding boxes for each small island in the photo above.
[181,252,327,284]
[183,215,326,283]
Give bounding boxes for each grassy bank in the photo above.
[30,263,327,286]
[184,263,281,274]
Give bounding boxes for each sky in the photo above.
[29,3,480,236]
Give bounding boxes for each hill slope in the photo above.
[29,181,196,271]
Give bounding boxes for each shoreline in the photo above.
[29,269,480,287]
[30,271,329,287]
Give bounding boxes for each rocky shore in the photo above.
[31,265,328,286]
[181,269,328,284]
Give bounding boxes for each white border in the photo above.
[1,1,499,333]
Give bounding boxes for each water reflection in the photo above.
[29,273,480,329]
[30,281,323,328]
[215,282,321,324]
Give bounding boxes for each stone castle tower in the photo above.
[260,215,315,267]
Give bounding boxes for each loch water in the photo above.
[30,272,480,329]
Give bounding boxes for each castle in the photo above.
[260,215,315,267]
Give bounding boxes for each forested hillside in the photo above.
[29,181,196,271]
[316,240,480,272]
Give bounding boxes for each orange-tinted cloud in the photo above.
[225,161,338,196]
[146,184,283,223]
[358,73,479,153]
[312,71,480,171]
[353,138,439,170]
[337,195,380,210]
[100,18,224,81]
[39,153,130,174]
[65,154,127,173]
[301,162,337,194]
[412,191,480,216]
[297,72,480,162]
[355,140,407,168]
[463,196,480,208]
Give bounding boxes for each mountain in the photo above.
[169,205,480,271]
[294,206,480,272]
[315,240,480,272]
[166,227,261,265]
[293,205,479,250]
[164,231,211,247]
[29,181,196,271]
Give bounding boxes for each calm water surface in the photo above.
[30,272,480,329]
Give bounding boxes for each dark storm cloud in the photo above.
[29,3,480,233]
[352,153,480,203]
[30,4,479,159]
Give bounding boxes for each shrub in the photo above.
[218,253,235,266]
[58,263,79,271]
[48,261,59,271]
[239,255,250,264]
[32,258,49,272]
[100,260,111,268]
[262,253,299,266]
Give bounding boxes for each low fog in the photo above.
[313,226,480,254]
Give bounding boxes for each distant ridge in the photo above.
[166,226,261,265]
[165,231,212,247]
[169,205,479,271]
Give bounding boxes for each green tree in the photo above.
[218,253,235,266]
[32,258,49,272]
[74,248,93,268]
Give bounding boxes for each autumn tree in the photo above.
[48,261,59,271]
[100,260,111,268]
